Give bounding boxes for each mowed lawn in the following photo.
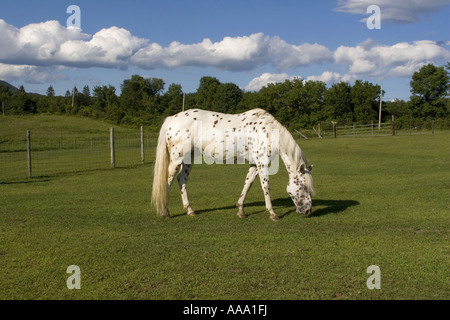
[0,116,448,300]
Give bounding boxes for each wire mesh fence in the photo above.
[0,127,156,183]
[335,122,392,137]
[1,117,443,182]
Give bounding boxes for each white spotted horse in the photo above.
[151,108,315,221]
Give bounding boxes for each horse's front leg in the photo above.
[237,165,258,218]
[258,171,279,221]
[177,163,195,216]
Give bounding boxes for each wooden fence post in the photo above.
[141,126,145,164]
[110,127,115,168]
[27,131,32,178]
[391,115,395,136]
[332,122,337,138]
[431,120,434,134]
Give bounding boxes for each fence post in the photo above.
[431,120,434,134]
[332,122,337,138]
[141,126,145,164]
[27,131,32,178]
[110,127,115,168]
[391,115,395,136]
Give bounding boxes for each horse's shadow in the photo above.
[173,197,359,219]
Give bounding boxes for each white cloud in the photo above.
[0,19,333,74]
[306,71,356,84]
[0,19,89,65]
[131,33,272,71]
[131,33,332,71]
[334,39,450,77]
[0,19,147,68]
[0,63,66,83]
[55,26,148,68]
[0,18,449,87]
[334,0,450,23]
[245,73,301,91]
[268,37,333,69]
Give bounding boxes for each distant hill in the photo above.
[0,80,19,93]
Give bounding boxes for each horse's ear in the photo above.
[308,164,313,171]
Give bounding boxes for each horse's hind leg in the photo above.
[164,161,181,218]
[178,163,195,216]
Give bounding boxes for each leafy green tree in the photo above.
[93,85,121,122]
[196,76,221,110]
[0,85,12,115]
[351,80,381,124]
[324,82,354,125]
[410,64,449,119]
[13,86,36,114]
[298,80,326,126]
[164,83,183,116]
[120,75,165,117]
[47,86,55,97]
[213,82,242,113]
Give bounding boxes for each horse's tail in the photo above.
[151,117,171,217]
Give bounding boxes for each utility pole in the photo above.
[72,85,75,109]
[182,93,185,112]
[378,85,383,130]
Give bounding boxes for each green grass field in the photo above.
[0,115,449,299]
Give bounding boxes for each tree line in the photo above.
[1,63,448,130]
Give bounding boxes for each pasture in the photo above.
[0,115,448,299]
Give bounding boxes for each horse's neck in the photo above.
[278,128,300,178]
[280,150,296,178]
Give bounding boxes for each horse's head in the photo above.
[287,163,314,216]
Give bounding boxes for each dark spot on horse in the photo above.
[194,118,197,120]
[194,110,199,113]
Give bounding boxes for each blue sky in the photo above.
[1,0,449,101]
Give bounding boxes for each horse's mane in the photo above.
[263,111,316,195]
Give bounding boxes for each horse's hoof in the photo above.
[270,214,280,221]
[237,212,246,219]
[187,211,196,217]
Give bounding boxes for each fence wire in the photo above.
[0,129,156,182]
